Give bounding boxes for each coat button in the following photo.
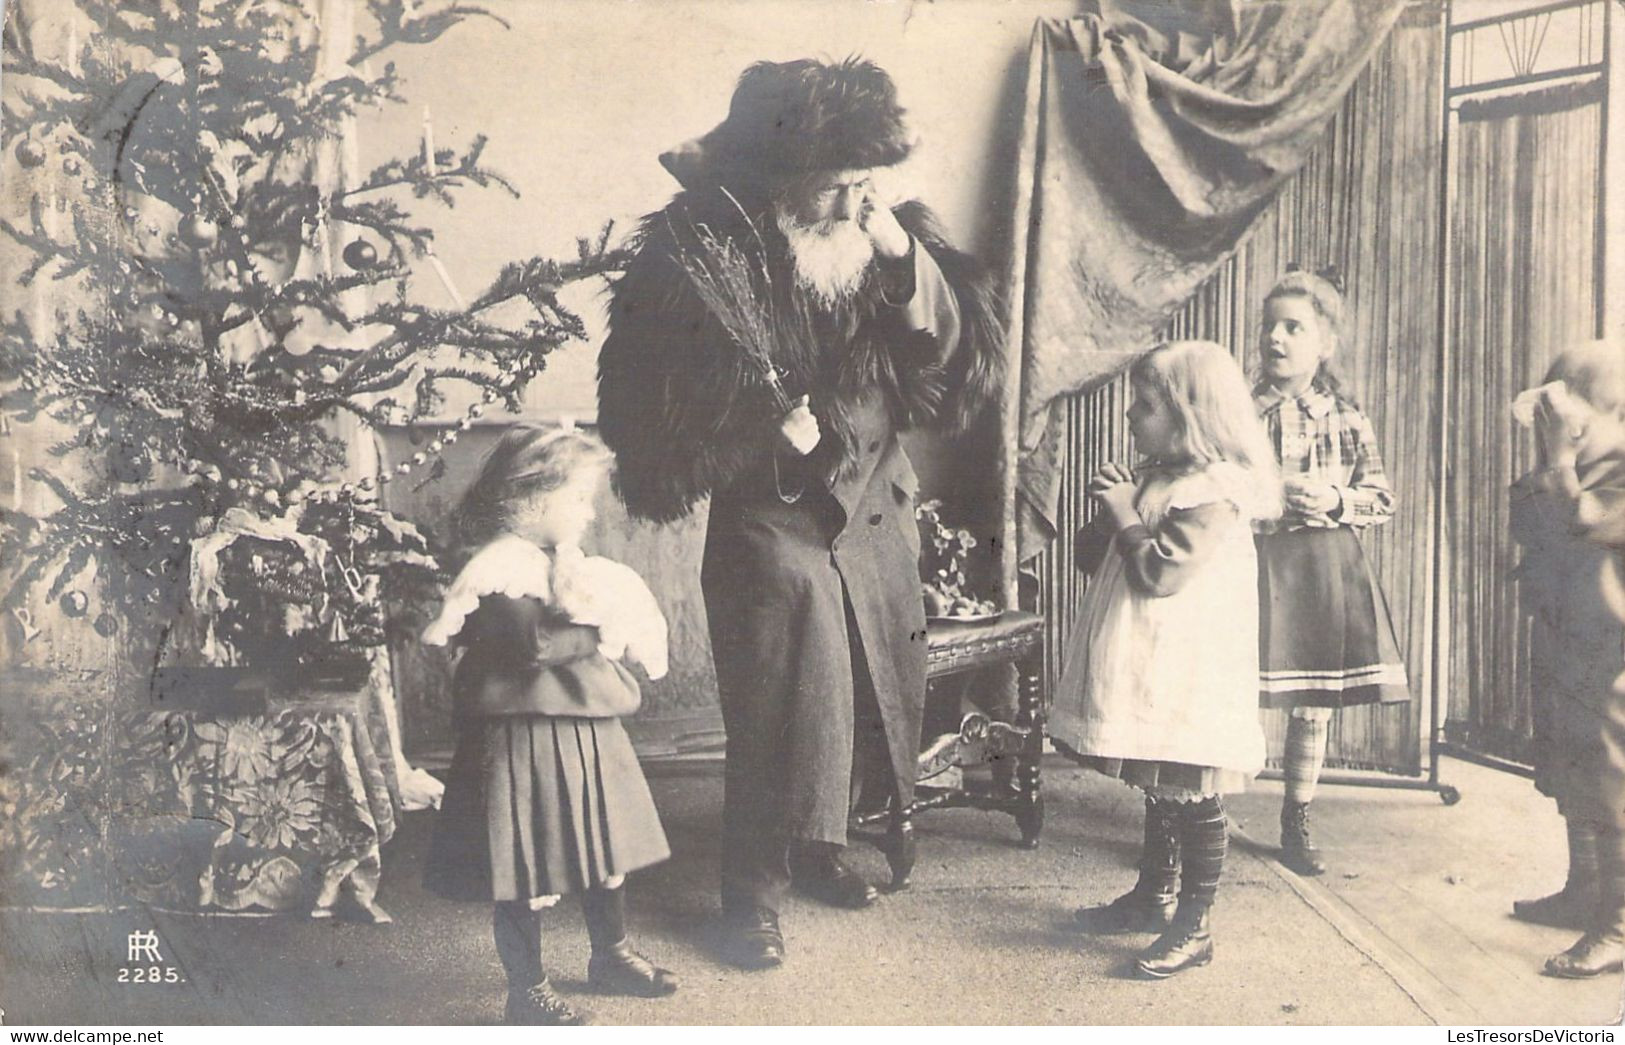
[869,513,884,526]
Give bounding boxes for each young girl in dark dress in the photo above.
[421,426,678,1024]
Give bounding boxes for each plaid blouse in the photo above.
[1256,382,1395,530]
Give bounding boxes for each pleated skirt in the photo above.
[1257,527,1410,709]
[424,715,671,902]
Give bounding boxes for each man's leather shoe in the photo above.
[791,852,878,909]
[1543,932,1625,978]
[721,906,785,970]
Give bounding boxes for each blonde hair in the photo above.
[453,426,612,554]
[1543,339,1625,414]
[1131,340,1282,519]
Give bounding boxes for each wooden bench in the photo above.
[855,610,1047,889]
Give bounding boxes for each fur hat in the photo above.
[661,57,913,190]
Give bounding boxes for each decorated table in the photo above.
[0,665,401,918]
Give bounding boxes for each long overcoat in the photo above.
[597,186,1001,846]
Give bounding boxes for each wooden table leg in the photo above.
[886,802,916,891]
[1013,650,1044,849]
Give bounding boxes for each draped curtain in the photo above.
[999,0,1409,593]
[1441,82,1605,763]
[1019,3,1446,774]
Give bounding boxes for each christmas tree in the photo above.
[0,0,625,681]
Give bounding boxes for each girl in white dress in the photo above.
[1050,340,1281,979]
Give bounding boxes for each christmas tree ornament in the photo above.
[0,1,624,690]
[342,238,378,270]
[14,139,46,168]
[178,211,219,249]
[110,443,152,484]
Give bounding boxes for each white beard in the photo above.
[776,207,875,309]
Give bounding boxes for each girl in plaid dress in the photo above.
[1253,269,1410,877]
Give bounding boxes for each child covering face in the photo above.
[1508,340,1625,980]
[419,426,679,1024]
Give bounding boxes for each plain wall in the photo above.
[359,0,1077,426]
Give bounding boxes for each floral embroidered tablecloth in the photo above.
[0,671,398,916]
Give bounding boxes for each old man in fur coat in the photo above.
[597,57,1002,970]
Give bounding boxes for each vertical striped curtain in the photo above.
[1441,82,1605,763]
[1032,3,1446,774]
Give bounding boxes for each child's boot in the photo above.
[1543,828,1625,979]
[583,885,679,997]
[493,901,588,1025]
[1135,902,1214,979]
[1280,800,1327,876]
[1514,817,1599,930]
[1281,712,1329,876]
[1074,796,1179,933]
[1136,796,1224,979]
[504,979,588,1026]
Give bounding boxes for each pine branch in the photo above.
[352,0,511,66]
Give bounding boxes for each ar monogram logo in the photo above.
[127,930,162,963]
[119,930,184,985]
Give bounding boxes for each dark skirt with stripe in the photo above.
[423,715,671,902]
[1257,527,1410,709]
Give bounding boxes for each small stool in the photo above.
[855,610,1047,889]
